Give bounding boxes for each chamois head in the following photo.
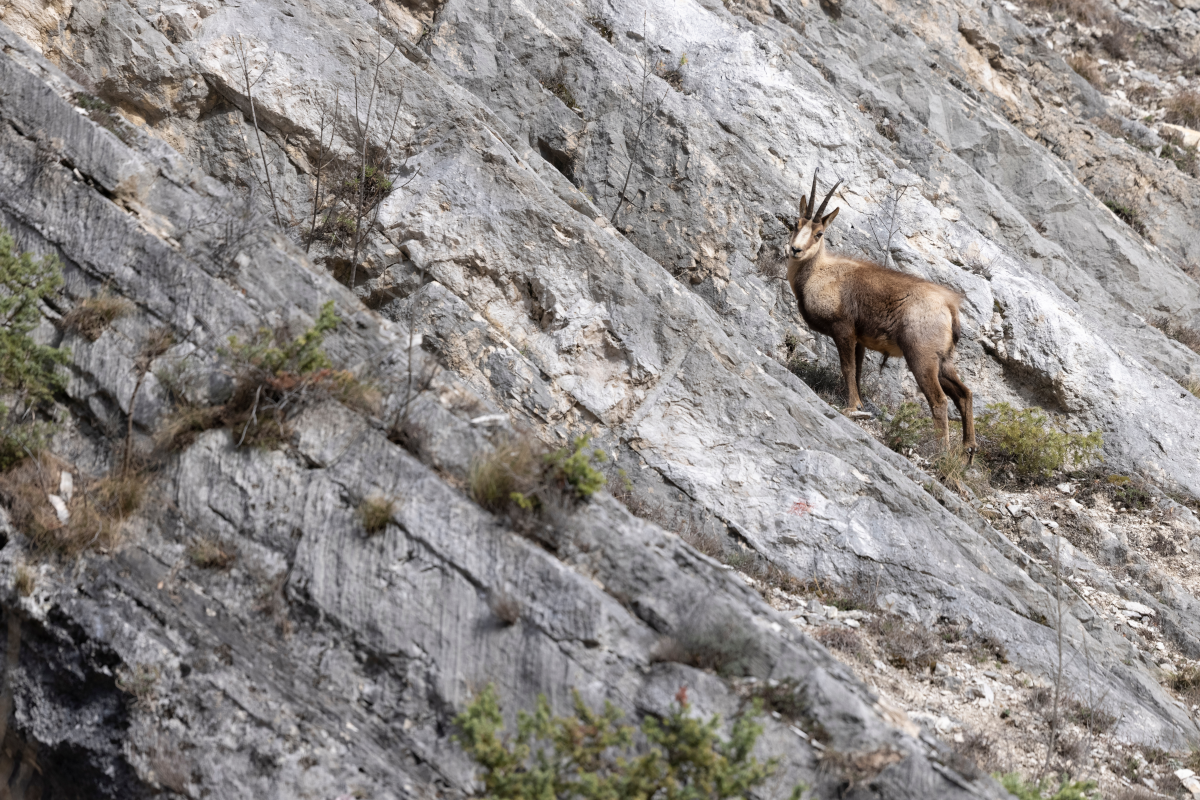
[789,172,841,264]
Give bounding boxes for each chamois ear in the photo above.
[798,196,809,222]
[821,207,839,227]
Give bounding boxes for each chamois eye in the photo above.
[815,232,823,239]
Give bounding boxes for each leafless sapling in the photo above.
[233,35,284,229]
[609,15,669,227]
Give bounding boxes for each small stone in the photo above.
[1044,520,1059,529]
[806,598,824,615]
[47,494,69,523]
[1125,600,1156,616]
[1018,516,1045,537]
[843,618,860,628]
[873,659,886,670]
[1057,483,1074,494]
[823,605,839,619]
[1006,503,1024,517]
[59,472,74,503]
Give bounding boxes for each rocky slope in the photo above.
[0,0,1199,796]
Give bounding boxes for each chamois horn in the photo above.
[815,178,841,220]
[805,171,819,220]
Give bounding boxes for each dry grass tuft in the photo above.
[819,747,904,790]
[55,470,148,555]
[60,290,134,341]
[1151,315,1200,355]
[0,455,148,558]
[358,495,396,535]
[1165,90,1200,129]
[800,573,881,612]
[934,447,990,498]
[1067,53,1104,88]
[1025,0,1113,26]
[0,458,61,546]
[469,436,544,512]
[154,404,224,452]
[814,626,865,659]
[15,564,35,597]
[651,615,769,678]
[679,524,726,560]
[865,614,942,672]
[489,590,521,626]
[187,537,237,570]
[116,663,160,711]
[1169,664,1200,707]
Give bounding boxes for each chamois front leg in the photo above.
[834,333,863,412]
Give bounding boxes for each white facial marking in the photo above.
[789,221,819,258]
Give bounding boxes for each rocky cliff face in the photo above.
[0,0,1199,796]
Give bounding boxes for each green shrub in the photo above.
[997,773,1098,800]
[1111,478,1153,510]
[1102,197,1147,237]
[546,435,607,499]
[343,166,393,212]
[225,300,338,376]
[884,401,929,452]
[158,300,375,450]
[975,403,1102,481]
[470,434,607,515]
[454,684,802,800]
[0,226,70,470]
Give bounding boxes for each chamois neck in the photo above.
[786,244,826,288]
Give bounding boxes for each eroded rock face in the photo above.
[0,0,1199,795]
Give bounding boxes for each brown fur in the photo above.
[787,177,976,456]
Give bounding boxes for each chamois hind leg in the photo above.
[904,349,950,450]
[834,332,863,412]
[938,358,976,460]
[854,342,866,401]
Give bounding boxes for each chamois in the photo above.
[786,173,976,458]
